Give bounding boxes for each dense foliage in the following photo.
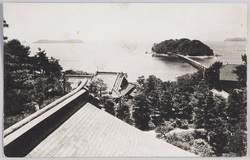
[204,61,223,90]
[152,38,214,56]
[92,57,246,156]
[234,54,247,87]
[64,69,91,75]
[4,39,68,128]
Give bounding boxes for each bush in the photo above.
[173,141,191,151]
[155,124,174,139]
[104,99,115,115]
[165,131,195,149]
[176,119,190,129]
[190,139,214,157]
[229,130,247,157]
[193,129,207,139]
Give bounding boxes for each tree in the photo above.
[227,89,247,131]
[89,78,107,97]
[64,69,90,75]
[4,40,34,115]
[155,124,174,139]
[4,40,64,113]
[132,94,151,130]
[3,24,65,128]
[204,92,228,156]
[159,91,174,120]
[173,92,192,121]
[191,93,206,128]
[35,48,50,76]
[205,61,223,89]
[104,98,115,115]
[3,18,9,40]
[190,139,214,157]
[233,54,247,87]
[116,97,130,123]
[4,39,31,70]
[48,57,63,78]
[226,88,247,156]
[136,76,146,90]
[229,129,247,156]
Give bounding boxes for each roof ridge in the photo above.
[113,73,125,91]
[111,73,120,92]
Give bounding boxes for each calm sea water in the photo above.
[192,41,247,66]
[27,41,246,82]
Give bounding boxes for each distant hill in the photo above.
[224,38,247,42]
[152,38,214,56]
[34,39,84,43]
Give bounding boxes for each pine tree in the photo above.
[192,94,206,128]
[227,89,247,131]
[116,97,130,123]
[204,92,228,156]
[104,98,115,116]
[132,94,150,130]
[227,88,247,156]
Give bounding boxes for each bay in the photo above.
[27,41,246,82]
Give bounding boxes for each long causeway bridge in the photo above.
[177,54,208,71]
[4,79,197,158]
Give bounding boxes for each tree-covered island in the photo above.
[152,38,214,56]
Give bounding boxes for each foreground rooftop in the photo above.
[26,103,196,157]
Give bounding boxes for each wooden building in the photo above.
[92,71,135,98]
[219,64,240,91]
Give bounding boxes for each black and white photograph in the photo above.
[2,2,248,157]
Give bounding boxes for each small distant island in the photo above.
[34,39,84,43]
[224,37,247,42]
[152,38,214,56]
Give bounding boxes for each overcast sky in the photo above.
[3,3,247,43]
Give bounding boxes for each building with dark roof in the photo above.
[92,71,135,98]
[219,64,240,91]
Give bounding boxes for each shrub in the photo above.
[172,141,191,151]
[165,130,195,150]
[176,119,190,129]
[193,129,207,140]
[229,130,247,157]
[190,139,214,157]
[155,124,174,139]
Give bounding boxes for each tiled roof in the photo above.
[220,64,239,81]
[66,75,94,89]
[93,71,132,98]
[65,74,94,78]
[112,73,125,92]
[26,103,197,157]
[93,72,118,92]
[120,83,135,96]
